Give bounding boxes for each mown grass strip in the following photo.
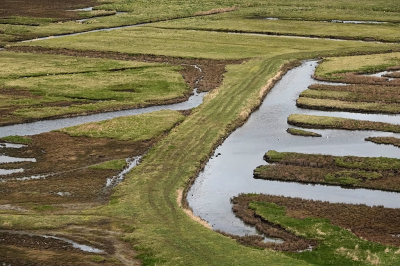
[288,114,400,133]
[296,97,400,114]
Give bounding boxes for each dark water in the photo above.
[187,61,400,236]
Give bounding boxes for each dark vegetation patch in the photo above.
[0,0,99,20]
[254,150,400,191]
[286,128,321,137]
[366,136,400,148]
[0,131,155,208]
[233,194,400,248]
[288,114,400,133]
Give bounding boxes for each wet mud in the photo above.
[0,132,155,208]
[0,226,139,265]
[233,194,400,248]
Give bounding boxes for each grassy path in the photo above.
[96,57,315,265]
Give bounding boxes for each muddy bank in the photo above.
[233,194,400,248]
[0,226,140,265]
[0,132,155,208]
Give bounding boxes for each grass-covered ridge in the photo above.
[286,128,321,137]
[296,97,400,114]
[315,52,400,78]
[256,150,400,191]
[288,114,400,133]
[57,110,185,141]
[365,136,400,148]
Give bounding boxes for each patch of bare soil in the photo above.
[384,71,400,78]
[233,194,400,248]
[0,226,140,265]
[0,0,99,20]
[0,132,155,207]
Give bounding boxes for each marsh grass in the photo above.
[57,110,185,141]
[0,52,189,122]
[296,97,400,114]
[0,135,32,144]
[233,194,400,266]
[286,128,321,137]
[365,136,400,148]
[315,52,400,78]
[258,150,400,190]
[288,114,400,133]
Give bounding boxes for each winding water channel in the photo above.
[188,60,400,237]
[0,58,399,242]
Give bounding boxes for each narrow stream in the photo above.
[0,89,206,137]
[187,60,400,237]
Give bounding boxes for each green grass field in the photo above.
[2,0,400,265]
[0,51,188,122]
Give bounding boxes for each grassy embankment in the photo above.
[2,0,400,46]
[286,128,321,137]
[255,150,400,191]
[288,114,400,133]
[233,194,400,266]
[0,51,189,125]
